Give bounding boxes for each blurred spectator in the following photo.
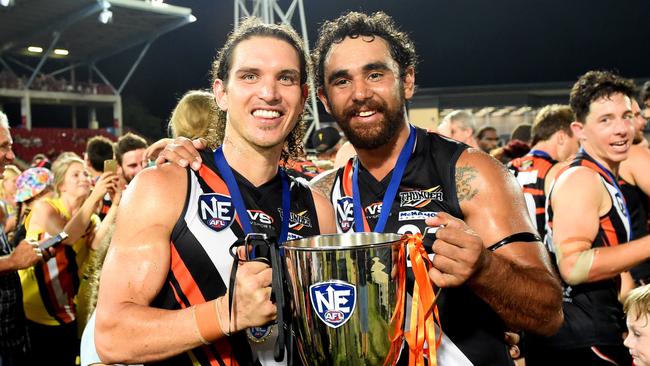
[168,90,217,140]
[476,125,499,153]
[84,136,115,222]
[18,154,119,365]
[114,133,147,184]
[641,81,650,120]
[311,125,343,170]
[437,110,479,148]
[0,165,21,237]
[84,136,115,181]
[508,104,578,239]
[11,167,55,249]
[510,123,532,144]
[143,90,218,164]
[30,153,51,170]
[490,139,531,165]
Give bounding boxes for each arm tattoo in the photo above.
[455,166,479,202]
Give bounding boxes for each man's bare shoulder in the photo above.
[454,148,519,203]
[552,165,602,202]
[129,164,187,191]
[120,164,188,216]
[309,168,338,201]
[627,143,650,163]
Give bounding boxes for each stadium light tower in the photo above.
[234,0,320,141]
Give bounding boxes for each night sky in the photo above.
[81,0,650,134]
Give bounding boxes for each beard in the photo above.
[633,128,644,144]
[329,94,406,150]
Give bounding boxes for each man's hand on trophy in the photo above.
[424,212,488,288]
[154,136,205,171]
[224,259,277,332]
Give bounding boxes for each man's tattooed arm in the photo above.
[455,165,479,202]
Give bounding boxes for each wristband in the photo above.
[195,299,224,342]
[191,305,210,345]
[487,232,541,252]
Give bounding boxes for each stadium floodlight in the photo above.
[98,9,113,24]
[27,46,43,53]
[0,0,15,7]
[98,1,112,24]
[54,49,69,56]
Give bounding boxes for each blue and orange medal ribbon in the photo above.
[384,234,442,366]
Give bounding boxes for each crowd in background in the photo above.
[0,70,113,95]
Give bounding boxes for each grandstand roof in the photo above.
[0,0,194,63]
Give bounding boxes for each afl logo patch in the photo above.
[247,325,273,343]
[336,196,354,233]
[309,281,356,329]
[198,193,234,231]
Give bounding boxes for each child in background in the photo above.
[624,284,650,366]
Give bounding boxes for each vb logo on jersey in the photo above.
[309,281,356,328]
[198,193,234,231]
[336,197,354,232]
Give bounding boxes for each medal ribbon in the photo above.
[213,147,291,243]
[385,234,441,366]
[353,125,416,233]
[529,149,553,160]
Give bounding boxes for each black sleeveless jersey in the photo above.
[331,127,513,366]
[149,150,321,366]
[620,178,650,282]
[508,151,557,239]
[537,151,630,350]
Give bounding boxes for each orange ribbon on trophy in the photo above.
[385,233,442,366]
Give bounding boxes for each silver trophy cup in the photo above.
[283,233,405,365]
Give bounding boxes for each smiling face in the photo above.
[318,36,414,150]
[625,310,650,366]
[120,148,145,184]
[573,92,634,171]
[213,36,306,153]
[58,161,91,199]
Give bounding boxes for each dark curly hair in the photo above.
[208,17,310,162]
[312,11,417,94]
[569,71,635,123]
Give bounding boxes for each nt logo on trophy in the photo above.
[309,281,357,328]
